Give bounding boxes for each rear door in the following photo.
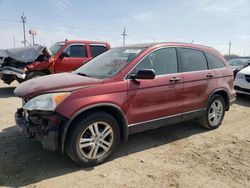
[55,44,91,73]
[126,47,183,127]
[178,48,217,114]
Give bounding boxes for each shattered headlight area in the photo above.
[15,108,68,150]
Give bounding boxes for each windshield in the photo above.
[228,59,249,67]
[49,42,65,55]
[75,47,144,78]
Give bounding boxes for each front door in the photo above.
[55,44,91,73]
[126,47,183,129]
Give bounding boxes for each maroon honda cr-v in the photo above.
[14,42,235,166]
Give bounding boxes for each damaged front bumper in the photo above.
[0,66,26,79]
[15,108,68,150]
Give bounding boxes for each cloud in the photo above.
[196,0,248,12]
[48,0,73,17]
[237,35,250,39]
[120,11,156,25]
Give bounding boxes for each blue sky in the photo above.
[0,0,250,55]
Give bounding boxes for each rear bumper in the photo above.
[15,108,67,150]
[0,66,26,80]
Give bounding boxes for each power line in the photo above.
[0,18,120,34]
[13,36,16,48]
[0,18,19,23]
[0,17,125,36]
[20,12,27,47]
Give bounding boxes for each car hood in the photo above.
[239,66,250,74]
[0,45,52,70]
[14,73,104,98]
[0,45,51,63]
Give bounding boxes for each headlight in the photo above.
[236,72,245,79]
[23,92,70,111]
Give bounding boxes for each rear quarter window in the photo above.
[205,53,225,69]
[179,48,208,72]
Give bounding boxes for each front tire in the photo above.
[66,111,120,167]
[198,94,225,129]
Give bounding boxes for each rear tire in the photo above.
[198,94,225,129]
[66,111,120,167]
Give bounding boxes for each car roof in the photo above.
[57,40,109,45]
[122,42,214,50]
[117,42,223,59]
[229,58,250,62]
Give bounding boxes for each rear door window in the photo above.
[90,45,109,57]
[179,48,208,72]
[65,45,87,58]
[205,53,225,69]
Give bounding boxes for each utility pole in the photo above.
[229,41,232,57]
[13,36,16,48]
[20,12,27,47]
[121,27,127,46]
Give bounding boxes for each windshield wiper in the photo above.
[77,72,91,77]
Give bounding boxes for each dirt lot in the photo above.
[0,81,250,188]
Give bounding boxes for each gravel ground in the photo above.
[0,81,250,188]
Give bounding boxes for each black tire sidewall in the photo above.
[205,94,225,129]
[66,111,120,167]
[26,71,46,80]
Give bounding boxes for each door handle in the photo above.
[206,73,215,78]
[169,77,181,82]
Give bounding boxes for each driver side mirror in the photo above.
[130,69,156,80]
[59,51,70,59]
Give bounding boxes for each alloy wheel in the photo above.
[208,99,224,126]
[78,121,114,160]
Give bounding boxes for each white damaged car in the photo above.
[234,66,250,95]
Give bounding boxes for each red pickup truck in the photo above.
[0,40,111,84]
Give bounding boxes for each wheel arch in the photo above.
[41,69,51,75]
[27,69,51,75]
[60,103,128,153]
[25,70,50,80]
[207,89,230,111]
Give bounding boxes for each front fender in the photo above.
[26,60,52,72]
[60,103,128,153]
